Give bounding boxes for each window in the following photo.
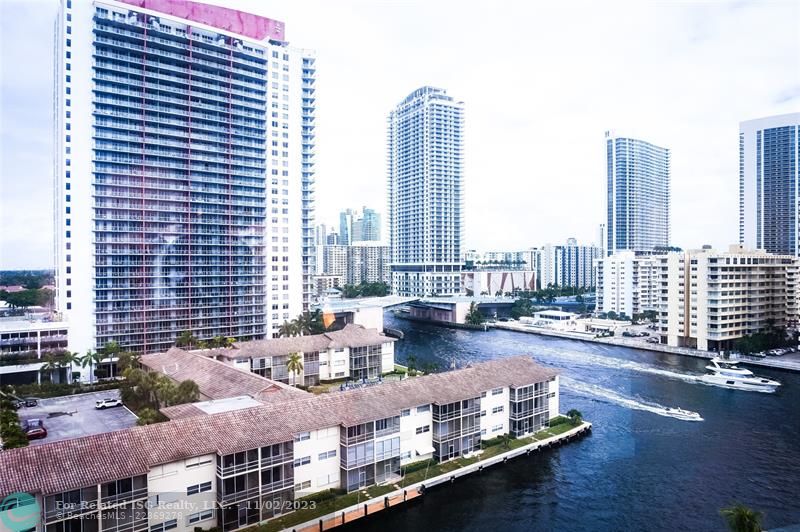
[480,391,487,398]
[294,432,310,442]
[416,404,430,413]
[492,424,503,432]
[293,456,310,467]
[318,450,336,460]
[186,457,212,469]
[150,520,177,532]
[294,480,311,490]
[492,388,503,396]
[187,510,213,525]
[480,410,486,417]
[400,409,410,417]
[492,406,504,414]
[415,425,430,434]
[186,481,211,495]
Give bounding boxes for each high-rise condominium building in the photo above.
[54,0,316,353]
[339,207,381,244]
[540,239,601,289]
[657,245,799,351]
[605,132,670,255]
[595,251,658,317]
[739,113,800,256]
[320,243,389,285]
[388,87,464,296]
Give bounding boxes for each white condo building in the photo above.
[605,132,671,255]
[320,243,390,286]
[0,356,561,532]
[540,239,601,289]
[53,0,316,353]
[388,87,464,297]
[657,245,799,351]
[595,251,658,317]
[739,113,800,256]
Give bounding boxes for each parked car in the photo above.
[22,419,47,440]
[638,332,650,337]
[622,331,634,337]
[750,352,767,359]
[646,337,660,344]
[95,398,123,409]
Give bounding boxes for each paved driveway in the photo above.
[17,389,138,446]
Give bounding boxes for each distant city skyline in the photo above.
[2,0,800,268]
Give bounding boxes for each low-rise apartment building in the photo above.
[0,356,559,532]
[658,245,799,351]
[0,317,69,385]
[151,325,396,386]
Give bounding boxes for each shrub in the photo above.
[297,489,336,504]
[402,459,435,474]
[548,416,571,427]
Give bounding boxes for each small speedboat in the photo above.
[698,358,780,392]
[664,407,702,421]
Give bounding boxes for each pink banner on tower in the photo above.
[118,0,285,41]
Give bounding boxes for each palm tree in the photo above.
[720,504,763,532]
[406,355,418,373]
[278,320,297,338]
[61,351,80,383]
[100,341,122,378]
[39,355,63,383]
[175,330,197,349]
[566,409,583,426]
[286,352,303,387]
[79,350,105,385]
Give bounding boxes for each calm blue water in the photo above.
[353,314,800,532]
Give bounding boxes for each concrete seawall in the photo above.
[292,422,592,531]
[492,322,800,373]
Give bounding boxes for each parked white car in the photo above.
[95,398,123,409]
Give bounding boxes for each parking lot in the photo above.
[17,390,138,446]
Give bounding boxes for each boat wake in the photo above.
[534,346,702,385]
[561,377,703,421]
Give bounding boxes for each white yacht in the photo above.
[699,358,781,392]
[663,407,703,421]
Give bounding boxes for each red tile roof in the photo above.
[139,348,305,402]
[0,356,557,497]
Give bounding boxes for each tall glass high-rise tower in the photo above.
[54,0,315,354]
[388,87,464,296]
[739,113,800,256]
[605,132,671,255]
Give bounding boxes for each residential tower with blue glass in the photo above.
[605,132,671,256]
[54,0,316,354]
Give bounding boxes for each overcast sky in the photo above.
[1,0,798,269]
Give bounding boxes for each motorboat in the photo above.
[663,407,703,421]
[698,358,781,392]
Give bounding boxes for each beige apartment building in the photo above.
[657,245,799,351]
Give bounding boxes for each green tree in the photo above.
[136,408,162,426]
[286,352,304,387]
[39,355,63,383]
[567,409,583,426]
[719,504,763,532]
[465,302,485,325]
[61,351,80,383]
[406,355,418,373]
[175,380,200,404]
[511,298,534,319]
[278,321,298,338]
[175,330,197,349]
[79,350,105,384]
[116,351,141,374]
